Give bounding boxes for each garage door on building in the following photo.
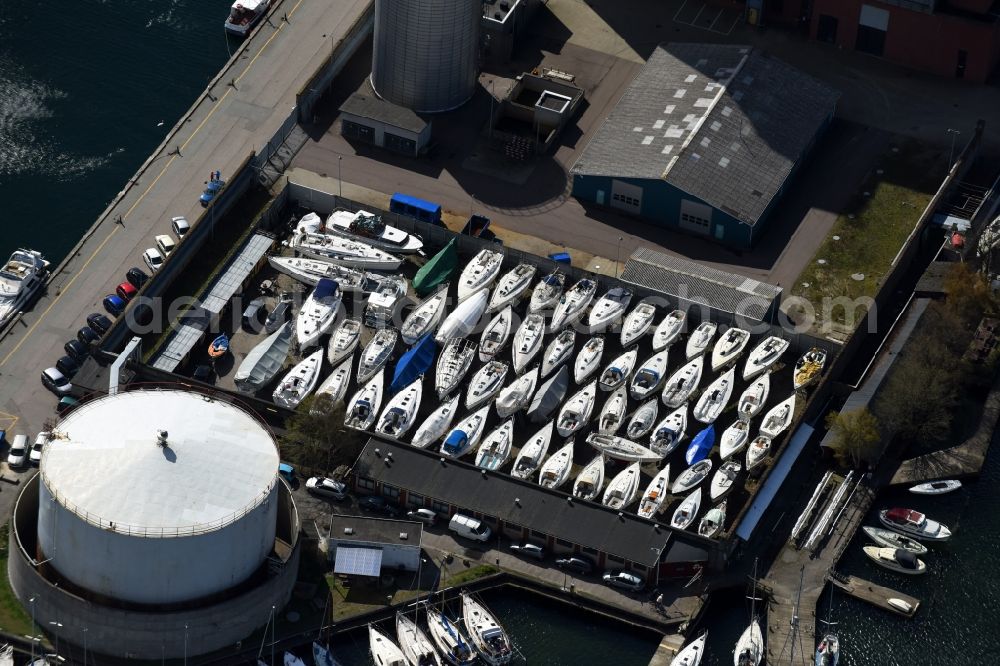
[856,4,889,57]
[679,199,713,235]
[610,180,643,215]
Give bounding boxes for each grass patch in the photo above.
[0,523,37,638]
[441,564,499,588]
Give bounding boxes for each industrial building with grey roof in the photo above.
[571,42,839,249]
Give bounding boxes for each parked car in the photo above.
[29,432,49,466]
[509,542,546,560]
[305,477,347,500]
[200,173,225,206]
[7,434,28,468]
[406,508,438,526]
[56,355,80,378]
[56,396,80,415]
[448,513,491,542]
[78,326,100,346]
[278,462,296,485]
[359,495,401,517]
[116,282,138,302]
[602,570,645,592]
[40,367,73,397]
[192,365,215,383]
[125,267,149,289]
[103,294,126,316]
[64,339,89,360]
[155,234,176,258]
[555,556,595,575]
[143,247,165,273]
[87,312,113,334]
[171,216,190,238]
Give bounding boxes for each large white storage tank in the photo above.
[370,0,480,113]
[37,390,280,605]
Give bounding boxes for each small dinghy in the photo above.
[793,346,827,390]
[457,250,503,302]
[711,327,750,372]
[652,310,686,351]
[549,278,597,332]
[479,305,513,362]
[312,641,342,666]
[650,405,687,457]
[538,440,574,489]
[511,422,553,480]
[268,255,365,291]
[888,598,914,614]
[862,526,929,556]
[743,335,789,380]
[436,338,477,399]
[327,318,362,366]
[586,433,663,463]
[541,329,576,380]
[630,350,669,400]
[325,209,424,254]
[436,288,488,342]
[863,546,927,575]
[488,263,536,313]
[710,460,741,501]
[358,328,398,384]
[411,394,462,449]
[495,366,539,418]
[476,419,515,471]
[693,367,735,424]
[400,284,448,345]
[441,405,490,459]
[626,400,659,440]
[598,386,629,434]
[466,361,509,410]
[296,278,343,350]
[345,371,384,431]
[621,302,657,347]
[760,394,795,438]
[671,488,702,530]
[879,508,952,541]
[603,461,641,510]
[208,333,229,358]
[234,322,293,393]
[369,624,406,666]
[698,500,727,538]
[462,593,514,666]
[396,611,442,666]
[426,608,476,665]
[376,377,423,439]
[637,465,671,520]
[910,479,962,495]
[685,322,718,360]
[512,313,545,374]
[745,435,771,471]
[526,365,569,423]
[598,348,639,392]
[572,454,606,501]
[586,286,633,332]
[685,425,715,465]
[720,419,750,460]
[529,271,565,313]
[273,349,324,408]
[556,380,597,437]
[662,356,703,408]
[737,374,770,419]
[314,357,353,409]
[574,336,605,383]
[670,632,706,666]
[289,232,403,270]
[672,459,713,494]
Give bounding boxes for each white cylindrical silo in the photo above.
[371,0,481,113]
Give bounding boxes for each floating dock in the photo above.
[828,573,920,618]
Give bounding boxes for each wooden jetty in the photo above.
[828,573,920,618]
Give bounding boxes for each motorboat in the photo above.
[528,271,565,313]
[670,632,706,666]
[745,435,771,471]
[878,508,951,541]
[574,336,605,383]
[586,433,663,463]
[296,278,343,350]
[541,329,576,378]
[401,284,448,345]
[538,440,575,489]
[863,546,927,575]
[549,278,597,332]
[742,336,789,380]
[436,289,488,342]
[662,356,703,408]
[312,641,342,666]
[268,255,365,291]
[358,329,398,384]
[479,306,513,362]
[457,250,503,302]
[441,406,490,459]
[224,0,271,37]
[737,374,770,419]
[364,274,409,327]
[621,302,657,346]
[396,612,441,666]
[376,378,423,439]
[598,348,639,392]
[488,263,536,313]
[710,460,742,501]
[461,593,513,665]
[586,286,633,331]
[650,405,687,457]
[603,461,641,510]
[325,209,424,254]
[512,313,545,374]
[720,419,750,460]
[693,367,735,424]
[234,322,293,393]
[426,608,476,666]
[495,367,538,418]
[272,349,324,408]
[436,338,477,399]
[862,526,928,555]
[556,381,597,436]
[208,333,229,358]
[685,322,717,360]
[652,310,686,351]
[760,394,796,438]
[476,419,515,471]
[369,624,407,666]
[711,327,750,372]
[815,634,839,666]
[671,488,702,530]
[466,361,509,410]
[637,465,671,519]
[698,500,726,538]
[630,350,669,400]
[511,422,553,480]
[910,479,962,495]
[626,400,659,440]
[287,231,402,270]
[733,619,763,666]
[685,425,715,465]
[526,365,569,423]
[672,460,713,494]
[327,318,361,366]
[793,347,828,390]
[572,454,606,501]
[345,371,384,431]
[887,598,914,614]
[598,386,629,434]
[412,395,461,449]
[314,357,353,409]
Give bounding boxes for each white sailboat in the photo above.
[693,367,735,424]
[710,460,742,501]
[400,284,448,345]
[457,250,503,302]
[466,361,509,410]
[698,500,727,538]
[358,329,398,384]
[285,652,307,666]
[672,459,713,493]
[650,405,687,457]
[626,400,659,440]
[598,386,629,434]
[461,593,513,665]
[268,255,365,291]
[745,435,771,471]
[325,209,424,254]
[538,440,574,489]
[327,318,362,366]
[528,271,565,313]
[0,249,50,329]
[652,310,686,351]
[314,357,353,409]
[598,348,639,392]
[586,286,633,331]
[411,395,462,449]
[742,335,789,380]
[376,378,423,439]
[541,329,576,378]
[734,563,765,666]
[737,374,770,419]
[296,279,343,350]
[476,419,515,471]
[760,394,795,438]
[574,336,605,383]
[495,367,539,419]
[586,433,663,463]
[440,405,490,459]
[511,422,553,480]
[396,612,442,666]
[288,231,403,270]
[637,465,671,520]
[670,632,706,666]
[369,624,407,666]
[620,302,657,347]
[488,263,536,313]
[345,371,384,431]
[312,641,342,666]
[671,487,702,530]
[720,419,750,460]
[572,454,606,501]
[685,322,718,360]
[436,289,489,342]
[662,356,703,408]
[629,350,669,401]
[711,327,750,372]
[272,349,324,408]
[556,380,598,436]
[426,608,476,665]
[603,461,641,510]
[435,338,477,398]
[479,305,513,362]
[512,313,546,374]
[549,278,597,332]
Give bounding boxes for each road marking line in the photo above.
[707,7,724,31]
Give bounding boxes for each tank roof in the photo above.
[41,390,279,535]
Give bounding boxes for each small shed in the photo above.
[327,516,423,574]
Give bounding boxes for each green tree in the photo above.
[281,394,368,475]
[825,407,883,469]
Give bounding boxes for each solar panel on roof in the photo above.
[334,547,383,577]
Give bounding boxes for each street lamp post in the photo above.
[338,155,343,198]
[616,237,624,278]
[947,128,961,169]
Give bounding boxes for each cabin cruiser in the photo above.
[325,209,423,253]
[0,249,49,329]
[224,0,271,37]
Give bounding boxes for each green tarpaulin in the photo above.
[413,238,458,296]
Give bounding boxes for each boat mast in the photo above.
[789,566,805,665]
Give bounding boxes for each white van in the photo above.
[448,513,492,542]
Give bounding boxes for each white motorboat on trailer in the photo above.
[720,419,750,460]
[327,318,361,366]
[538,440,575,489]
[436,338,477,399]
[711,327,750,372]
[909,479,962,495]
[441,405,490,459]
[863,546,927,575]
[626,400,659,440]
[652,310,686,351]
[476,420,515,471]
[461,593,513,665]
[760,394,795,438]
[671,488,702,530]
[650,405,687,457]
[685,322,717,359]
[879,508,952,541]
[412,395,461,449]
[672,459,713,494]
[288,232,403,270]
[710,460,741,501]
[345,371,385,431]
[488,263,536,313]
[598,348,639,392]
[466,361,509,410]
[630,350,669,400]
[400,284,448,345]
[662,356,703,408]
[698,500,726,538]
[529,271,565,313]
[369,624,406,666]
[621,302,657,346]
[603,462,641,510]
[637,465,671,519]
[495,367,539,419]
[861,526,928,555]
[511,422,553,480]
[556,381,598,437]
[586,433,663,463]
[512,313,545,374]
[479,306,513,362]
[267,255,365,291]
[396,611,442,666]
[314,357,353,409]
[436,289,488,342]
[587,286,633,331]
[693,367,735,424]
[574,336,605,383]
[295,278,343,350]
[326,209,424,254]
[457,250,503,302]
[549,278,597,332]
[376,378,423,439]
[541,329,576,378]
[737,374,770,419]
[745,435,771,471]
[272,349,324,409]
[598,386,629,434]
[572,454,606,501]
[743,335,789,380]
[358,329,398,384]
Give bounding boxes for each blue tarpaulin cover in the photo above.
[686,425,715,465]
[391,333,437,394]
